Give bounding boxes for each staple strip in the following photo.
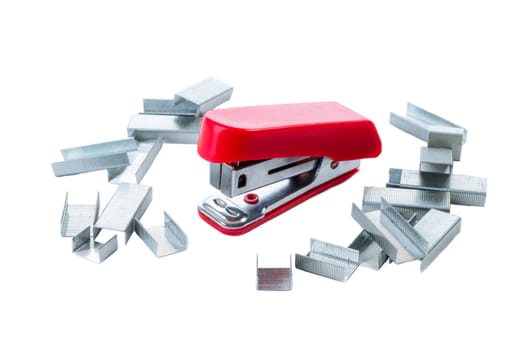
[387,168,487,206]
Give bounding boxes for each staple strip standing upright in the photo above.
[256,255,293,291]
[61,192,100,237]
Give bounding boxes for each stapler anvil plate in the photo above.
[197,101,382,235]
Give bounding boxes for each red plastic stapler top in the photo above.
[197,101,381,235]
[198,101,381,163]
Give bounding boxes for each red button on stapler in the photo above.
[197,101,382,235]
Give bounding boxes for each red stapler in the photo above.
[197,101,382,235]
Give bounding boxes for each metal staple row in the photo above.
[295,102,487,282]
[53,78,233,263]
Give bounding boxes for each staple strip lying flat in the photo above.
[387,168,487,206]
[143,78,233,117]
[61,138,137,160]
[52,153,130,177]
[127,114,203,144]
[52,138,138,177]
[362,186,450,221]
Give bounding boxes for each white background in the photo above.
[1,1,522,349]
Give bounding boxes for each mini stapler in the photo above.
[197,101,382,235]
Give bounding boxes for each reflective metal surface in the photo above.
[211,157,317,197]
[419,147,453,174]
[415,209,461,272]
[134,212,188,258]
[427,126,464,161]
[295,239,359,282]
[127,113,202,144]
[349,230,388,271]
[108,139,163,184]
[172,78,233,116]
[380,199,429,256]
[256,255,292,291]
[53,138,138,177]
[199,158,360,231]
[362,186,450,217]
[143,78,233,117]
[390,102,467,160]
[351,204,422,264]
[387,168,487,206]
[52,153,130,177]
[61,192,100,237]
[352,200,461,272]
[72,226,118,264]
[61,138,137,160]
[94,183,153,242]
